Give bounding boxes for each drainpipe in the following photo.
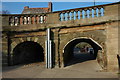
[45,41,48,68]
[49,40,52,68]
[45,28,52,69]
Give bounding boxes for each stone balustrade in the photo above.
[6,5,105,26]
[59,6,104,21]
[1,2,119,27]
[8,14,46,26]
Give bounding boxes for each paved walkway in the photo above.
[2,53,119,78]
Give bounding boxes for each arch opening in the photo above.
[63,38,102,67]
[13,41,44,65]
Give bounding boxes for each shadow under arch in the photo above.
[13,41,44,65]
[63,37,103,67]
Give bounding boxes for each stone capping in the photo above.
[1,13,47,16]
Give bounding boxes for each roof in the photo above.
[22,2,52,14]
[22,8,50,14]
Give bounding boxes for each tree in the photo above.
[0,10,10,14]
[75,42,92,49]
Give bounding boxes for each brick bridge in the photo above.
[1,2,120,72]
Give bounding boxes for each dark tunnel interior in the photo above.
[13,41,44,65]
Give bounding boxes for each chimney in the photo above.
[48,2,52,12]
[24,6,29,9]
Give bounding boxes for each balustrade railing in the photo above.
[9,14,46,26]
[59,6,104,21]
[2,2,120,27]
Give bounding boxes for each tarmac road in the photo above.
[2,53,119,78]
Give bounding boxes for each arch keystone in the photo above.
[27,37,31,41]
[19,38,24,42]
[34,37,39,42]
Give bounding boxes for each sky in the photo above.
[2,1,120,14]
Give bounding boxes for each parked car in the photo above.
[88,48,94,54]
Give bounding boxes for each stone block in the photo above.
[27,37,31,41]
[107,65,119,72]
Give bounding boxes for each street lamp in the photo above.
[94,0,96,6]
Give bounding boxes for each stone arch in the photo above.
[63,37,103,52]
[62,37,106,69]
[11,37,41,54]
[10,37,45,65]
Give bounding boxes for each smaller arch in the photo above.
[62,37,103,67]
